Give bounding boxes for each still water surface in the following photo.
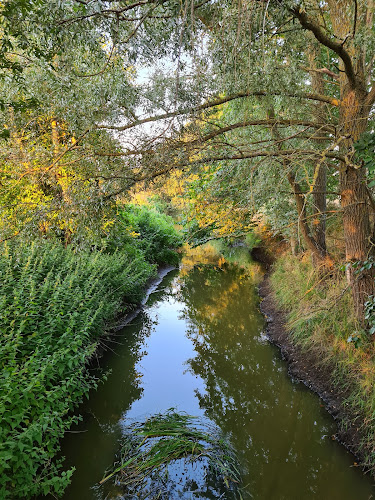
[60,244,375,499]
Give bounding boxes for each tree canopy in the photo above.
[1,0,375,321]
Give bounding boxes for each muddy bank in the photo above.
[258,273,368,470]
[112,265,176,331]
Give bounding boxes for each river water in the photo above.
[60,244,375,499]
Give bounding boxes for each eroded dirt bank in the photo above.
[258,272,368,471]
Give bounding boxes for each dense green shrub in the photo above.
[0,240,155,498]
[115,204,183,265]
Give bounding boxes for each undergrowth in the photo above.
[270,253,375,473]
[114,204,183,265]
[1,202,182,498]
[0,240,155,498]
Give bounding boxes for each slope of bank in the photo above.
[258,252,375,476]
[0,241,157,499]
[0,206,183,499]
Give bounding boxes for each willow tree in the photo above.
[3,0,375,321]
[106,0,375,322]
[66,0,374,322]
[0,0,152,245]
[284,0,375,321]
[160,0,374,321]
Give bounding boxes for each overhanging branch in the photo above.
[176,149,344,168]
[291,6,357,90]
[97,91,340,132]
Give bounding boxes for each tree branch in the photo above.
[97,90,340,132]
[185,119,335,145]
[291,6,357,89]
[177,149,344,167]
[365,85,375,106]
[302,66,339,80]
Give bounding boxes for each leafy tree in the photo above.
[98,0,375,323]
[2,0,375,323]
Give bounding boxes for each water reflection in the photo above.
[59,280,177,500]
[57,246,375,500]
[177,254,374,499]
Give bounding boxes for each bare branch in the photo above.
[291,6,357,89]
[303,66,339,80]
[97,90,340,132]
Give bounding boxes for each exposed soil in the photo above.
[258,272,368,470]
[90,266,177,364]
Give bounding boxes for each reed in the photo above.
[100,409,242,498]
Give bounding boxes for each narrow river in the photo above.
[59,244,375,499]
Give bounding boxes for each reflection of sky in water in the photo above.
[121,296,206,420]
[59,245,375,500]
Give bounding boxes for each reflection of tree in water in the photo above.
[178,262,333,492]
[114,457,239,499]
[92,273,180,427]
[165,462,239,499]
[178,263,265,462]
[86,310,155,426]
[61,307,160,500]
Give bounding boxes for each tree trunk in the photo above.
[267,106,331,265]
[287,171,331,266]
[339,90,373,322]
[308,45,328,257]
[326,0,374,323]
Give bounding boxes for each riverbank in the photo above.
[0,205,183,499]
[0,240,157,500]
[258,252,375,476]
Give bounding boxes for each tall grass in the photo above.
[0,240,156,498]
[270,253,375,473]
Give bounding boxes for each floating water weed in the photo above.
[100,409,242,499]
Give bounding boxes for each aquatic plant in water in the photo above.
[99,409,243,499]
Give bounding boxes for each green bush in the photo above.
[0,240,155,498]
[115,204,183,265]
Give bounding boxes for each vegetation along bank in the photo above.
[257,242,375,477]
[3,0,375,497]
[0,204,182,499]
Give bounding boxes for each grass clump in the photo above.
[100,409,242,499]
[0,239,156,499]
[270,252,375,474]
